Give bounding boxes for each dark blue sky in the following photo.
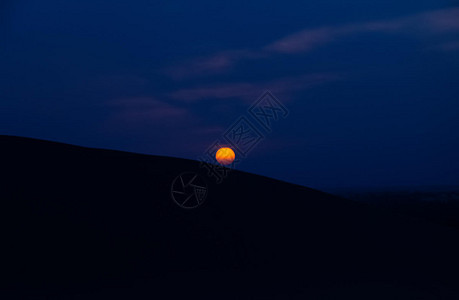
[1,1,459,189]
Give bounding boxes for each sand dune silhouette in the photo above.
[1,135,459,299]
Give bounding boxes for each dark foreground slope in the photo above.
[1,135,459,299]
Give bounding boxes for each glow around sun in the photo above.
[216,147,235,165]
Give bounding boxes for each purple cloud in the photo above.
[106,97,189,125]
[165,50,264,80]
[420,8,459,32]
[165,7,459,77]
[265,27,336,54]
[435,40,459,51]
[169,73,343,102]
[264,8,459,54]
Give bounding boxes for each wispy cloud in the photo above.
[106,97,189,125]
[165,50,264,80]
[268,7,459,54]
[265,27,339,54]
[421,8,459,32]
[169,73,342,102]
[436,40,459,51]
[101,97,234,157]
[166,7,459,78]
[265,20,405,54]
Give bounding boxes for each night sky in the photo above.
[1,1,458,189]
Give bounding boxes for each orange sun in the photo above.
[216,147,235,165]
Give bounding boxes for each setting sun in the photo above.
[216,147,235,165]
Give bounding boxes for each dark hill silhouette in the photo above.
[339,189,459,230]
[1,135,459,299]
